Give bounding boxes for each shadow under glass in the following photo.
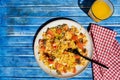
[78,0,95,14]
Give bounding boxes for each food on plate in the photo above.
[38,24,88,75]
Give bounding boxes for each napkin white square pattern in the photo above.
[89,24,120,80]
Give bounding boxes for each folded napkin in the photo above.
[89,23,120,80]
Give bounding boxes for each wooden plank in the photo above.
[0,36,34,47]
[4,6,120,17]
[0,36,34,44]
[0,67,92,77]
[1,25,120,35]
[0,35,119,47]
[0,56,37,67]
[4,16,116,23]
[0,77,92,80]
[1,25,120,38]
[4,17,120,26]
[0,26,118,36]
[0,56,92,67]
[0,25,120,46]
[1,0,78,7]
[0,26,38,35]
[0,46,33,56]
[0,0,120,7]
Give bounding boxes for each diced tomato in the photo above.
[47,29,54,38]
[55,63,62,70]
[75,55,80,59]
[69,30,74,35]
[47,34,54,39]
[72,35,78,41]
[73,62,77,65]
[40,46,46,51]
[55,62,58,69]
[63,51,68,54]
[47,29,53,35]
[76,41,83,49]
[56,28,62,34]
[48,59,54,64]
[63,67,67,73]
[53,46,57,49]
[73,67,76,73]
[77,42,83,49]
[52,43,58,49]
[39,39,43,45]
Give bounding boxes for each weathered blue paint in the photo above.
[0,0,120,80]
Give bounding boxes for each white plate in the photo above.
[34,18,93,78]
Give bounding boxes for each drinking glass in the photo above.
[88,0,114,22]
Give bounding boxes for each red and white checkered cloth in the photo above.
[89,23,120,80]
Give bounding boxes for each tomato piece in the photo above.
[77,42,83,49]
[63,51,68,54]
[52,43,58,49]
[72,35,78,41]
[75,55,80,59]
[48,59,54,64]
[47,29,54,38]
[63,67,67,73]
[47,29,53,35]
[40,46,46,51]
[53,46,57,49]
[55,62,58,69]
[39,39,43,45]
[55,63,62,70]
[76,41,83,49]
[73,67,76,73]
[56,28,62,34]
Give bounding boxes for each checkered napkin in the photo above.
[89,23,120,80]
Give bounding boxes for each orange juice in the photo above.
[88,0,113,22]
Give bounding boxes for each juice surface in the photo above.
[91,1,112,20]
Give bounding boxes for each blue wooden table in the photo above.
[0,0,120,80]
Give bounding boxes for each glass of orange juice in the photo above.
[88,0,114,22]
